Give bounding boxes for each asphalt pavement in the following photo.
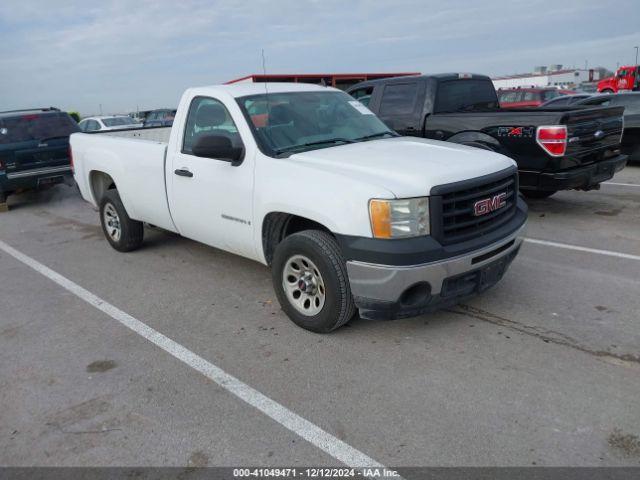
[1,167,639,468]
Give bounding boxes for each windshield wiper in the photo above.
[274,138,355,155]
[354,131,397,141]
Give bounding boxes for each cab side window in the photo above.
[350,86,374,107]
[379,83,418,115]
[182,97,241,155]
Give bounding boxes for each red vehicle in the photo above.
[597,65,640,93]
[497,88,574,108]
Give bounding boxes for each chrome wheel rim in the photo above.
[103,203,121,242]
[282,254,326,316]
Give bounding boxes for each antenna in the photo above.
[261,49,274,150]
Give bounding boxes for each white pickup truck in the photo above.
[71,83,527,332]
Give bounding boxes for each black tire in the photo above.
[99,189,144,252]
[272,230,356,333]
[522,189,557,199]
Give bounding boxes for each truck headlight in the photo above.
[369,197,429,239]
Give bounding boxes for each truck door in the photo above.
[617,69,630,91]
[375,81,425,136]
[167,96,256,258]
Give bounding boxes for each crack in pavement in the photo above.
[447,304,640,369]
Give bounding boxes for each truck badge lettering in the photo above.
[474,192,507,216]
[497,126,534,138]
[221,214,251,225]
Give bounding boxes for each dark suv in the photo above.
[143,109,176,128]
[0,108,79,208]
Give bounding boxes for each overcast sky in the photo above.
[1,0,639,115]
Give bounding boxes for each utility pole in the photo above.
[635,46,639,65]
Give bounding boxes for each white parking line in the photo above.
[0,239,385,470]
[603,181,640,187]
[524,237,640,261]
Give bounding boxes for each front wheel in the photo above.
[99,189,144,252]
[522,189,557,199]
[272,230,356,333]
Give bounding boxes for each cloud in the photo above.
[0,0,638,115]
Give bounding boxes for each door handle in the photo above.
[174,168,193,178]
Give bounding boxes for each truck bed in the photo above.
[70,128,175,232]
[425,106,625,172]
[98,126,171,143]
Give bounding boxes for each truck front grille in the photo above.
[431,167,518,245]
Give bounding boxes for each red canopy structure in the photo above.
[225,72,420,90]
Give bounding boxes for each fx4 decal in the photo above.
[497,126,534,138]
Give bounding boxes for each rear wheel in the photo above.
[522,189,557,199]
[272,230,356,333]
[99,189,144,252]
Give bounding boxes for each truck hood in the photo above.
[289,137,515,198]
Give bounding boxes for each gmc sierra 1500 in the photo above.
[71,83,527,332]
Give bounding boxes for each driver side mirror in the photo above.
[192,134,244,165]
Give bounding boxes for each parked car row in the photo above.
[79,115,142,132]
[497,87,575,108]
[78,109,177,132]
[3,72,636,334]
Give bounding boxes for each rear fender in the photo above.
[447,131,504,154]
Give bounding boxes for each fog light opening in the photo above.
[399,282,431,307]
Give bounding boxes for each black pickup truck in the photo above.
[0,108,78,209]
[347,74,627,198]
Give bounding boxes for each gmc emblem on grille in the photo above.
[473,192,507,216]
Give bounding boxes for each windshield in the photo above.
[435,80,499,113]
[0,112,79,145]
[237,91,396,157]
[102,116,136,127]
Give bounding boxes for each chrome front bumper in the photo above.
[346,223,526,303]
